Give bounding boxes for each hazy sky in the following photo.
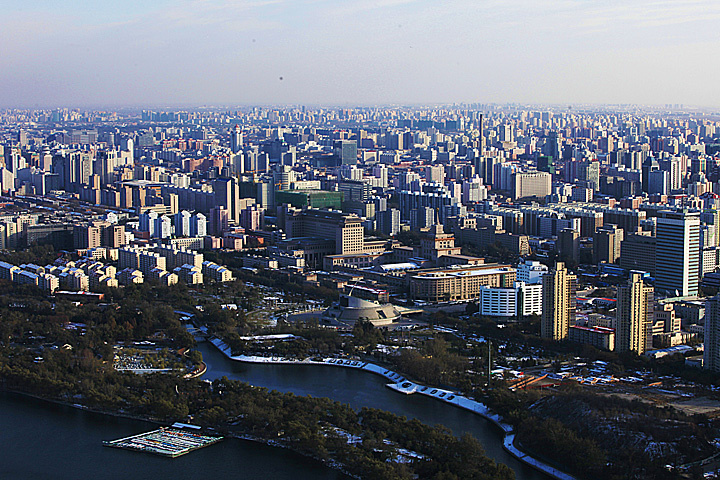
[2,0,719,108]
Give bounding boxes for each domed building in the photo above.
[321,295,401,328]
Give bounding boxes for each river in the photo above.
[197,341,549,480]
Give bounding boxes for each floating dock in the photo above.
[103,427,223,457]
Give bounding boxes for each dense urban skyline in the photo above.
[5,2,720,478]
[3,0,720,108]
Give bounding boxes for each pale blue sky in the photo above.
[1,0,719,107]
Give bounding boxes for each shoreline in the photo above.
[0,387,357,479]
[208,337,576,480]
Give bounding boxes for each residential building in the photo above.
[616,272,654,354]
[541,262,577,340]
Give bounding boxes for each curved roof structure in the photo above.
[321,295,401,328]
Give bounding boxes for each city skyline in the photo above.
[3,0,720,108]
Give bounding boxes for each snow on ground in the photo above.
[208,336,576,480]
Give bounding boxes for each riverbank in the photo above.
[230,432,360,480]
[0,386,355,479]
[0,389,350,480]
[209,337,576,480]
[0,386,168,427]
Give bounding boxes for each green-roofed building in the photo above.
[275,190,343,210]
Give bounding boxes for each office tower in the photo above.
[499,123,513,143]
[704,295,720,371]
[616,272,654,354]
[213,177,240,224]
[541,262,577,340]
[333,139,357,166]
[283,207,364,255]
[272,165,296,191]
[257,181,273,210]
[648,170,669,195]
[656,211,700,297]
[40,147,52,172]
[373,197,388,214]
[516,260,548,284]
[593,224,624,264]
[75,152,93,190]
[641,157,659,193]
[620,230,656,276]
[230,125,243,153]
[4,145,25,173]
[338,180,371,203]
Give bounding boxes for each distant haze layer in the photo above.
[2,0,719,108]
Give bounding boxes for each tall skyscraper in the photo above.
[541,262,577,340]
[655,210,700,297]
[213,177,240,224]
[616,272,653,354]
[230,125,243,153]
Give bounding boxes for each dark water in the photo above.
[0,391,347,480]
[198,342,549,480]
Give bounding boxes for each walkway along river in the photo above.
[198,339,568,480]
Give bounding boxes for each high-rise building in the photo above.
[516,260,548,284]
[102,224,126,248]
[541,262,576,340]
[655,211,700,297]
[376,208,400,236]
[240,204,263,231]
[704,295,720,371]
[282,207,364,255]
[425,165,444,184]
[190,213,207,238]
[593,224,624,264]
[410,207,435,230]
[616,272,654,354]
[557,228,580,264]
[174,210,192,237]
[333,140,357,166]
[230,125,243,153]
[97,149,117,186]
[619,230,656,276]
[213,177,241,224]
[512,171,551,200]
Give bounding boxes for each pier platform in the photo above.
[103,427,222,457]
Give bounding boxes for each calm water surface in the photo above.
[0,391,347,480]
